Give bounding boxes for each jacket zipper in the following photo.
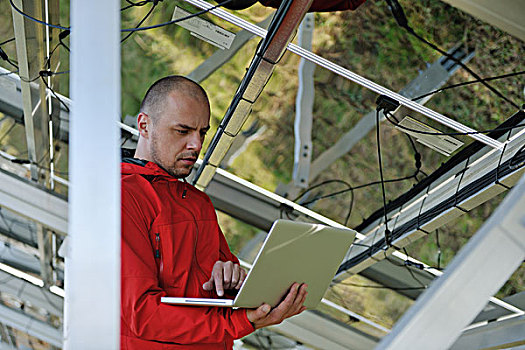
[154,233,163,276]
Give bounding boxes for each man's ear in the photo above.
[137,112,150,139]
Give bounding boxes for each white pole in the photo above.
[65,0,121,348]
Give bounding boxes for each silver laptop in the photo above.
[161,220,356,309]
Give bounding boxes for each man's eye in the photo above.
[176,129,188,134]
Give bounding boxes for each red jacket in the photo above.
[120,159,254,349]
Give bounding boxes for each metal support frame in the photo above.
[337,122,525,279]
[0,303,61,348]
[377,171,525,349]
[187,15,273,83]
[301,44,474,189]
[0,66,70,143]
[0,169,67,235]
[270,310,379,350]
[193,0,314,189]
[11,0,57,183]
[450,314,525,350]
[64,0,120,348]
[36,225,53,286]
[293,13,315,188]
[0,269,62,316]
[440,0,525,42]
[184,0,502,149]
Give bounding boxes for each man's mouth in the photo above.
[179,157,197,164]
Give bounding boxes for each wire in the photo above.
[376,109,392,245]
[300,172,418,206]
[9,0,70,30]
[40,75,70,113]
[435,229,442,270]
[0,47,19,70]
[121,0,234,32]
[121,1,158,43]
[121,0,156,12]
[10,0,233,33]
[385,0,520,109]
[293,179,355,226]
[412,70,525,102]
[407,29,520,109]
[0,38,16,46]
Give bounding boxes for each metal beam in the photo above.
[0,66,70,143]
[0,303,61,348]
[304,44,474,187]
[193,0,314,189]
[440,0,525,42]
[0,269,62,316]
[376,171,525,349]
[293,13,315,188]
[337,119,525,278]
[11,0,54,182]
[64,0,121,348]
[187,15,273,83]
[0,169,67,235]
[184,0,502,149]
[270,310,379,350]
[450,315,525,350]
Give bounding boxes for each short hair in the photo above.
[139,75,209,122]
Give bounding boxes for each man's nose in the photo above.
[186,132,202,152]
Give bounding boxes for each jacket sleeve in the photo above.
[121,186,254,344]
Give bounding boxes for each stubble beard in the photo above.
[150,132,192,178]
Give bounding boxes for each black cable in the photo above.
[0,47,19,70]
[385,0,520,109]
[58,30,71,52]
[121,1,158,43]
[376,108,392,245]
[300,172,418,206]
[40,75,70,113]
[121,0,234,32]
[9,0,69,30]
[435,229,442,270]
[0,38,16,46]
[10,0,233,33]
[121,0,156,11]
[412,70,525,102]
[293,179,355,226]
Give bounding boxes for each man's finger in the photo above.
[273,283,300,314]
[230,264,240,288]
[213,264,224,296]
[288,284,308,316]
[246,303,272,325]
[222,261,233,290]
[235,268,246,289]
[202,276,214,291]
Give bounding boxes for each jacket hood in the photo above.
[121,148,175,179]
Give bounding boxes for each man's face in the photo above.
[147,91,210,178]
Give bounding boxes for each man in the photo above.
[121,75,308,349]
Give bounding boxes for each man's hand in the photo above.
[202,260,247,297]
[246,283,308,330]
